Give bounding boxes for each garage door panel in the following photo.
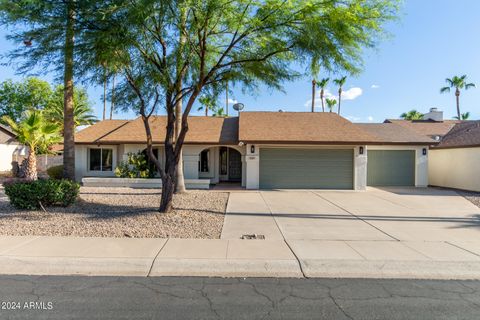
[259,149,353,189]
[367,150,415,186]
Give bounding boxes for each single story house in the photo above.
[381,107,480,192]
[429,120,480,192]
[0,124,24,173]
[75,112,435,190]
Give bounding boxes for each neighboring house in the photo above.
[0,124,25,173]
[429,121,480,192]
[75,112,434,190]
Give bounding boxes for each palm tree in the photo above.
[317,78,329,112]
[2,111,61,180]
[198,95,217,116]
[400,110,423,120]
[453,112,470,120]
[333,76,347,115]
[440,75,476,120]
[311,79,316,112]
[325,98,337,113]
[46,102,97,129]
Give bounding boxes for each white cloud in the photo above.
[371,84,380,89]
[227,98,238,105]
[304,87,363,109]
[341,87,363,100]
[367,116,374,122]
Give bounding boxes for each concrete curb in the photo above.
[300,259,480,280]
[149,258,303,278]
[0,256,153,276]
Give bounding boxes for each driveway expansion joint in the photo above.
[259,192,307,278]
[311,191,400,241]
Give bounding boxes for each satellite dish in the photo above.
[233,103,244,112]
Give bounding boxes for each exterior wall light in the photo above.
[422,148,427,156]
[250,145,255,154]
[359,146,364,155]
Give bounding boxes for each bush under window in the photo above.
[115,152,156,178]
[4,179,80,210]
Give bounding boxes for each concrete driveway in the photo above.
[222,187,480,243]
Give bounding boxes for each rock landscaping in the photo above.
[0,186,228,238]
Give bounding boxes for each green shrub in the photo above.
[4,179,80,210]
[47,165,63,180]
[115,152,155,178]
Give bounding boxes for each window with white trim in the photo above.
[89,148,113,171]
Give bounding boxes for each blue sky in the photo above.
[0,0,479,122]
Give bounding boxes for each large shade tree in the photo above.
[440,75,476,120]
[0,78,52,123]
[0,0,97,180]
[84,0,399,212]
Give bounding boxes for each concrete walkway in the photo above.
[1,235,480,279]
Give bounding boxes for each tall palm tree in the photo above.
[311,79,316,112]
[2,111,61,180]
[333,76,347,115]
[400,109,423,120]
[63,0,76,181]
[440,75,476,120]
[453,112,470,120]
[325,98,337,113]
[317,78,329,112]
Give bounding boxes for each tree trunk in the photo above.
[62,0,76,181]
[103,66,107,120]
[174,7,187,194]
[25,150,37,181]
[455,89,461,120]
[160,173,175,212]
[225,81,229,116]
[311,79,316,112]
[175,98,186,193]
[337,88,342,115]
[320,89,325,112]
[110,74,115,120]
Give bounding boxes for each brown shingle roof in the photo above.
[76,116,239,145]
[239,112,380,144]
[434,121,480,149]
[76,120,130,144]
[356,123,436,144]
[385,119,459,139]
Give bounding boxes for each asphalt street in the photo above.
[0,276,479,320]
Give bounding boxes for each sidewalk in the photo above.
[1,235,480,279]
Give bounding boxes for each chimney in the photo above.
[422,108,443,122]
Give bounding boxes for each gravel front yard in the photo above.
[458,190,480,209]
[0,186,228,238]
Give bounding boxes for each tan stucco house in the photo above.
[428,121,480,192]
[75,112,435,190]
